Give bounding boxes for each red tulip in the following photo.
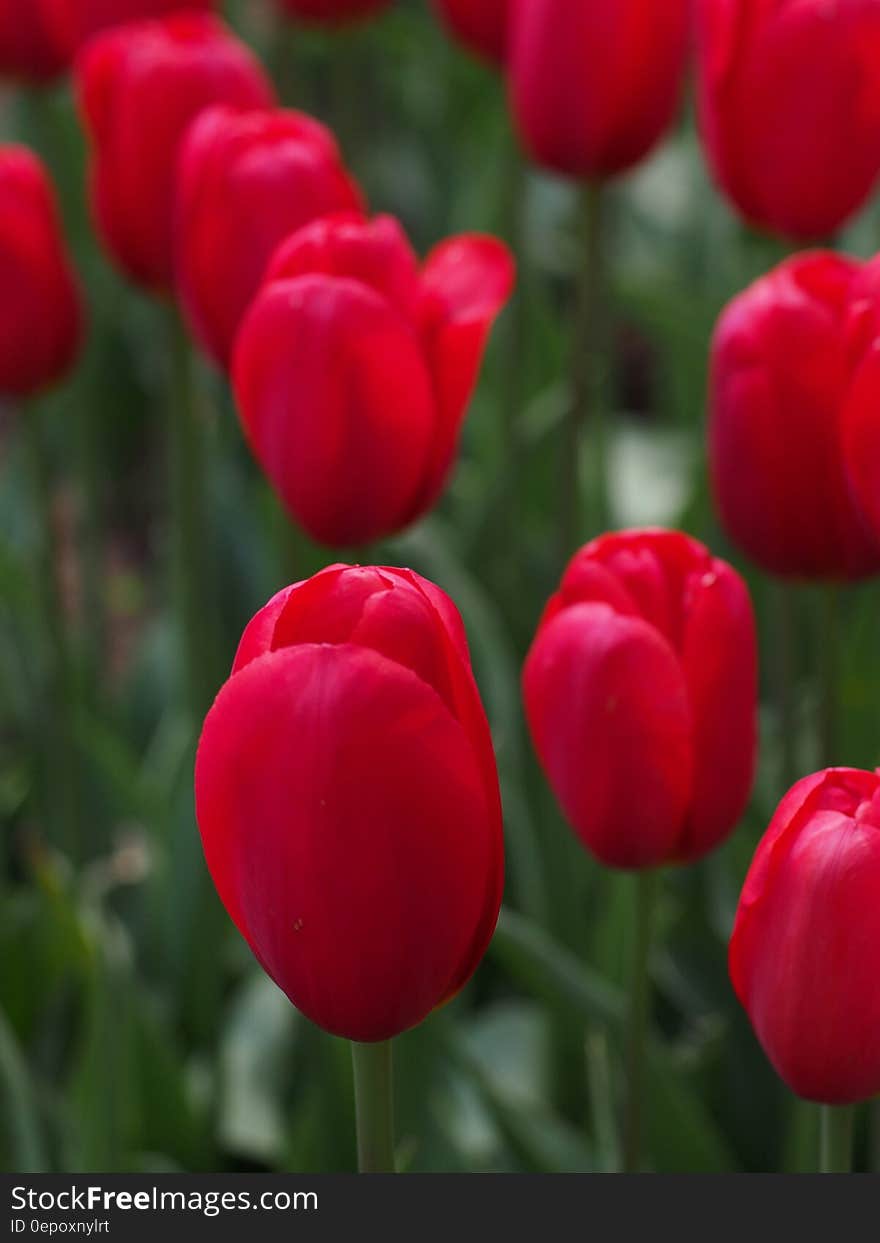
[275,0,392,23]
[523,529,757,870]
[75,15,273,290]
[696,0,880,241]
[730,767,880,1105]
[232,212,514,546]
[176,107,364,369]
[509,0,689,179]
[0,146,83,397]
[0,0,68,81]
[432,0,510,64]
[709,251,880,580]
[195,564,504,1043]
[48,0,219,55]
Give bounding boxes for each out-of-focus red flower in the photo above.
[509,0,689,179]
[75,14,273,290]
[432,0,510,64]
[232,212,514,546]
[48,0,219,55]
[696,0,880,241]
[275,0,392,22]
[523,529,757,870]
[730,767,880,1105]
[195,564,504,1043]
[709,251,880,580]
[176,106,363,368]
[0,145,83,397]
[0,0,68,81]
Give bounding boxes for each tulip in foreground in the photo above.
[176,106,364,368]
[709,251,880,580]
[509,0,689,179]
[75,14,273,290]
[232,212,514,545]
[730,767,880,1109]
[696,0,880,241]
[0,146,83,397]
[523,529,758,869]
[432,0,509,65]
[195,564,504,1045]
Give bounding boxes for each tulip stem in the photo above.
[819,584,840,767]
[562,181,608,564]
[773,580,798,790]
[623,869,658,1173]
[820,1104,854,1173]
[167,309,216,725]
[351,1040,396,1173]
[22,399,79,857]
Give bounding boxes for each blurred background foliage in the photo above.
[2,0,880,1174]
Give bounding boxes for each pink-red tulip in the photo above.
[710,251,880,580]
[0,146,83,397]
[730,767,880,1105]
[0,0,67,80]
[696,0,880,241]
[75,14,273,290]
[432,0,509,64]
[176,106,363,368]
[275,0,392,22]
[232,212,514,546]
[523,529,757,870]
[195,564,504,1043]
[509,0,689,179]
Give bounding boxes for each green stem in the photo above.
[820,1104,853,1173]
[562,181,608,565]
[22,400,78,857]
[773,580,798,790]
[351,1040,395,1173]
[819,584,840,768]
[623,869,658,1173]
[167,309,216,725]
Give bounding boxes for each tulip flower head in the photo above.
[509,0,689,179]
[696,0,880,241]
[432,0,510,64]
[195,564,504,1043]
[176,106,364,368]
[0,146,83,397]
[0,0,68,81]
[275,0,392,23]
[75,14,273,290]
[523,530,757,870]
[730,768,880,1105]
[232,212,514,546]
[710,250,880,580]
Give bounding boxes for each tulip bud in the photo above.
[195,564,505,1043]
[696,0,880,241]
[75,15,273,291]
[49,0,219,55]
[0,146,83,398]
[730,767,880,1105]
[274,0,392,23]
[0,0,68,81]
[523,529,757,869]
[232,212,514,546]
[432,0,510,64]
[509,0,689,179]
[709,251,880,580]
[176,107,364,369]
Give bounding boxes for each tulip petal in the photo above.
[523,601,693,869]
[195,642,499,1042]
